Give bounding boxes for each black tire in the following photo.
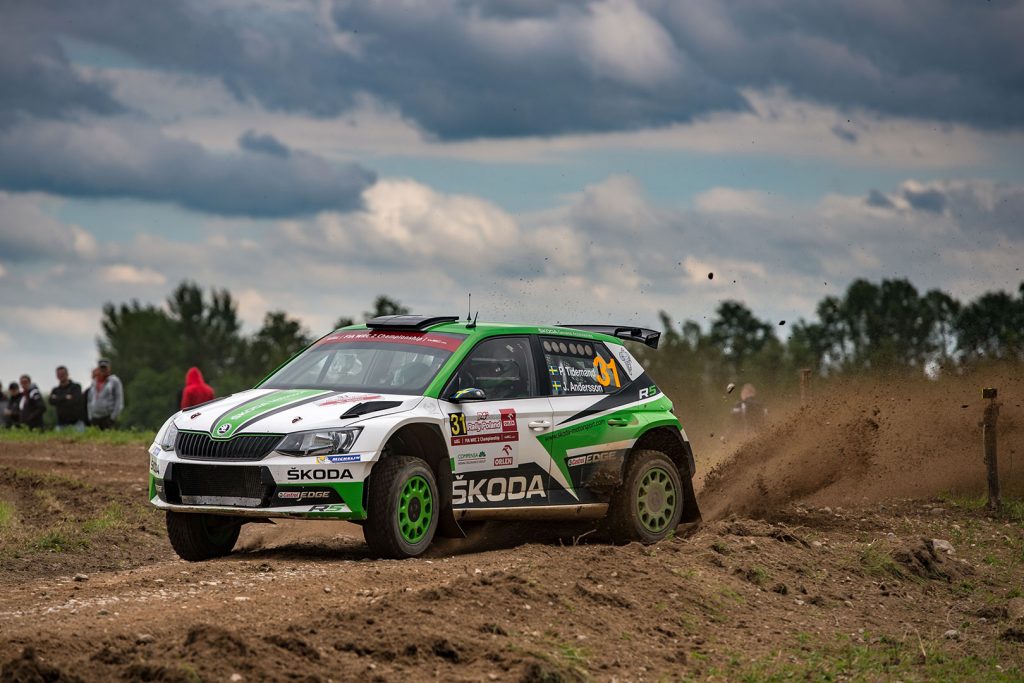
[363,455,439,559]
[604,450,684,544]
[166,511,241,561]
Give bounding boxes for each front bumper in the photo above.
[148,445,370,519]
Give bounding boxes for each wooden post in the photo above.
[981,388,1001,512]
[800,368,812,406]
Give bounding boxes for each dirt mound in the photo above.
[701,369,1023,519]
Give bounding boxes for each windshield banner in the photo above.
[317,330,466,352]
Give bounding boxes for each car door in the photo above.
[438,336,554,514]
[539,336,646,505]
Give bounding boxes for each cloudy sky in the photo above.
[2,0,1023,388]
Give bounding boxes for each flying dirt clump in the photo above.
[700,371,1022,519]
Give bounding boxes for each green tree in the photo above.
[246,311,312,379]
[363,295,409,320]
[708,301,777,374]
[956,288,1024,362]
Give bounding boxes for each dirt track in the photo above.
[2,373,1023,681]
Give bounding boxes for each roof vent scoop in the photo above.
[366,315,460,331]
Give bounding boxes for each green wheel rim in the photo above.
[636,466,676,534]
[398,475,433,544]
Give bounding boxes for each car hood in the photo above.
[174,389,422,437]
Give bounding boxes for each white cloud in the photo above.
[1,174,1022,392]
[100,264,167,286]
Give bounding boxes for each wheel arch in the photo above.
[630,425,702,523]
[372,421,464,538]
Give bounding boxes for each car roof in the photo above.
[336,321,626,346]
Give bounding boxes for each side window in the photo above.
[446,337,537,400]
[542,338,623,396]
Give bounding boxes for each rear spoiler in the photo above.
[559,325,661,349]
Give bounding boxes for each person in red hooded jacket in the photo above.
[180,367,215,409]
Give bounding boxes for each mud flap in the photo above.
[680,473,702,524]
[435,460,466,538]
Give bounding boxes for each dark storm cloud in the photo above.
[903,187,947,214]
[0,16,124,127]
[830,125,858,144]
[5,1,1024,140]
[238,131,290,158]
[866,189,895,209]
[0,122,375,217]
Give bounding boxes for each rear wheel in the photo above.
[363,456,439,558]
[166,511,241,561]
[605,450,683,544]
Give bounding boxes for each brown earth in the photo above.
[1,372,1023,681]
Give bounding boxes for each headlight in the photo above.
[159,420,179,451]
[276,428,361,457]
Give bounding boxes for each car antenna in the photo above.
[466,292,472,321]
[467,311,478,329]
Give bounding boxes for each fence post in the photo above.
[981,388,1001,512]
[800,368,812,406]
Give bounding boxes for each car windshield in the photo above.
[260,330,465,395]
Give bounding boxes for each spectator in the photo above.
[18,375,46,430]
[1,382,14,428]
[88,359,124,430]
[82,368,99,425]
[49,365,87,432]
[180,366,215,409]
[732,383,768,432]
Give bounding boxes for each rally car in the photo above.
[149,316,701,560]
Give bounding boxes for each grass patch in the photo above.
[33,530,88,552]
[0,427,154,446]
[859,544,907,580]
[702,632,1023,682]
[0,500,12,528]
[941,493,1024,525]
[82,502,126,533]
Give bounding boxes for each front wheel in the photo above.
[604,450,684,544]
[166,511,241,561]
[363,456,439,558]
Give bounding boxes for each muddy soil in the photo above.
[1,374,1023,681]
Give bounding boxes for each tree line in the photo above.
[100,278,1023,429]
[99,282,409,429]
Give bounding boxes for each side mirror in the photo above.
[449,387,486,403]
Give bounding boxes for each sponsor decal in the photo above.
[278,490,332,500]
[316,393,384,407]
[493,456,513,467]
[211,389,327,440]
[286,468,353,481]
[452,474,546,505]
[566,451,618,468]
[317,330,464,352]
[450,409,520,446]
[617,349,634,375]
[457,451,487,465]
[639,385,660,399]
[149,455,159,474]
[316,454,361,464]
[309,504,350,513]
[537,328,595,339]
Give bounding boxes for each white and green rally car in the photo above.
[149,316,700,560]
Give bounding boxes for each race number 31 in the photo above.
[593,356,621,388]
[449,412,467,436]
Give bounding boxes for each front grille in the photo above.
[175,431,282,461]
[173,463,267,507]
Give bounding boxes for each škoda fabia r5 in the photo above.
[149,316,701,559]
